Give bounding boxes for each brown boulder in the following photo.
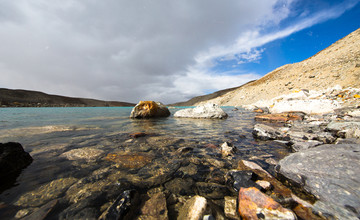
[255,112,305,124]
[138,192,168,220]
[238,187,296,220]
[130,101,170,118]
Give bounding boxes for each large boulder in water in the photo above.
[0,142,33,191]
[174,103,228,119]
[276,144,360,219]
[130,101,170,118]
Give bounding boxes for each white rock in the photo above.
[221,142,235,157]
[174,103,228,119]
[178,195,207,220]
[270,99,340,114]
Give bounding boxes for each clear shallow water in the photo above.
[0,107,290,218]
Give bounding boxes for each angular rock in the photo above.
[224,196,239,219]
[105,152,153,169]
[178,195,207,220]
[0,142,32,180]
[252,124,287,140]
[326,121,360,138]
[255,112,305,124]
[290,140,322,152]
[130,101,170,118]
[277,144,360,219]
[99,190,139,220]
[225,170,258,192]
[220,142,235,157]
[138,192,168,220]
[238,187,296,220]
[256,180,272,191]
[174,103,228,119]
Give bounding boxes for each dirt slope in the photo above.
[190,28,360,107]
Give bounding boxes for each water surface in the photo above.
[0,107,290,218]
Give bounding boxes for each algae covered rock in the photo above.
[130,101,170,118]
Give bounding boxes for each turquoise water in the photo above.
[0,107,289,218]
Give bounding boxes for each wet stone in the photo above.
[225,170,259,192]
[105,152,154,169]
[15,177,78,207]
[178,195,207,220]
[99,190,139,220]
[129,132,147,138]
[195,182,230,199]
[21,199,58,220]
[238,187,296,220]
[164,178,195,196]
[137,192,168,220]
[0,142,33,181]
[60,147,104,162]
[224,196,239,219]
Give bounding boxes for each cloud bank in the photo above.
[0,0,358,103]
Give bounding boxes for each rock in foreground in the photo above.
[174,103,228,119]
[277,144,360,219]
[0,142,33,180]
[130,101,170,118]
[238,187,296,220]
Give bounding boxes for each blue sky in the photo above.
[232,0,360,76]
[0,0,359,103]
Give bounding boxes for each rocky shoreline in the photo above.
[250,86,360,219]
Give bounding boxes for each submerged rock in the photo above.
[16,177,78,207]
[60,147,104,162]
[104,152,154,169]
[130,101,170,118]
[137,192,168,220]
[238,187,296,220]
[99,190,139,220]
[277,144,360,219]
[174,103,228,119]
[0,142,33,180]
[178,195,207,220]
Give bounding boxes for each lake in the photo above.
[0,107,290,219]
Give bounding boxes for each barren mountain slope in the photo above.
[195,28,360,107]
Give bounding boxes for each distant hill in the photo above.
[173,28,360,106]
[0,88,135,107]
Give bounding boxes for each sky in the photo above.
[0,0,359,104]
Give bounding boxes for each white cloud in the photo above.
[0,0,358,103]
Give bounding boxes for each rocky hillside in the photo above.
[0,88,135,107]
[181,28,360,107]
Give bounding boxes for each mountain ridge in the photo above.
[0,88,135,107]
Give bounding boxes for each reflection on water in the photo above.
[0,107,290,218]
